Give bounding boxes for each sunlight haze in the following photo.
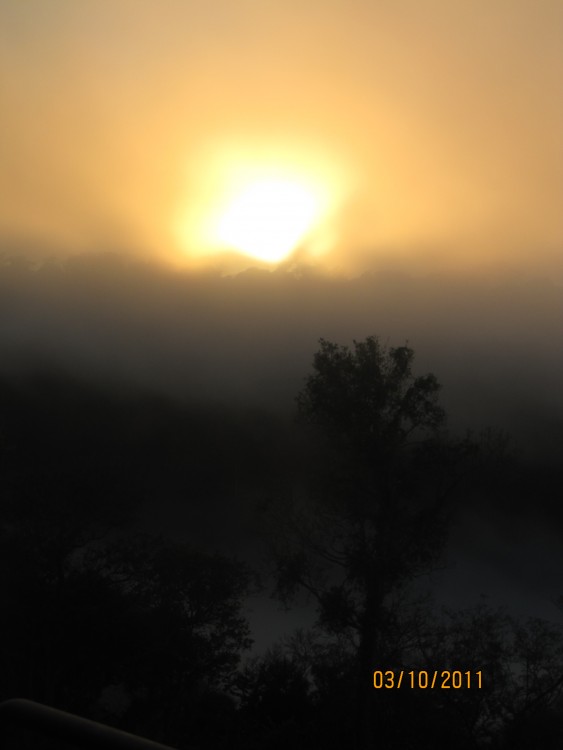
[1,0,561,278]
[173,140,344,266]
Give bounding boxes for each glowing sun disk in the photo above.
[211,177,325,263]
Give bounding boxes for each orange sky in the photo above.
[1,0,561,277]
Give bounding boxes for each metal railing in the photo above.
[0,698,183,750]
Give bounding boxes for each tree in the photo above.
[233,644,313,750]
[233,634,357,750]
[269,336,476,749]
[78,533,254,745]
[411,603,563,747]
[0,520,253,747]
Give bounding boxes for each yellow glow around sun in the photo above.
[173,140,349,267]
[213,177,322,263]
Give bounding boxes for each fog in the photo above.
[1,252,562,648]
[2,254,561,452]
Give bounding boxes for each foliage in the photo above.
[267,336,483,748]
[296,337,445,456]
[411,603,563,747]
[0,510,252,744]
[272,336,473,625]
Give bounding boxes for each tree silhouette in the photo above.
[0,510,253,746]
[269,336,476,749]
[409,603,563,747]
[91,533,253,745]
[233,644,313,750]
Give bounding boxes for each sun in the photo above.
[173,140,348,268]
[212,177,322,263]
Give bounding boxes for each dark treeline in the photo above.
[1,329,563,747]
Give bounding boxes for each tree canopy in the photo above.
[270,336,477,748]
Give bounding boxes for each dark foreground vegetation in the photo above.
[1,336,562,749]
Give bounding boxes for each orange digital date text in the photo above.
[373,670,482,689]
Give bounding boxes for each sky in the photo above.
[1,0,562,278]
[1,1,563,648]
